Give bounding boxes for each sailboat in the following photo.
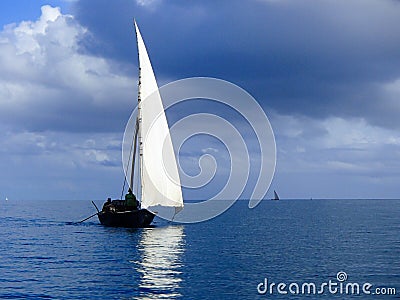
[272,190,279,201]
[97,21,184,228]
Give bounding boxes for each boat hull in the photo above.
[98,209,155,228]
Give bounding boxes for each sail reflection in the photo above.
[135,225,185,299]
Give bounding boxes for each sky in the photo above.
[0,0,400,201]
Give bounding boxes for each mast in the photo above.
[136,20,143,199]
[129,117,139,192]
[128,19,140,196]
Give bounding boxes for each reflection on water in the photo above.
[134,225,185,299]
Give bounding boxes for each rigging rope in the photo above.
[120,120,137,199]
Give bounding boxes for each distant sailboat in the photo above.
[5,197,8,202]
[272,190,279,201]
[96,21,184,228]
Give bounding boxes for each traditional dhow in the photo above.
[97,21,184,228]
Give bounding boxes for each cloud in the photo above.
[0,6,135,200]
[0,5,134,133]
[0,123,124,200]
[72,0,400,130]
[1,2,399,200]
[136,0,162,7]
[271,112,400,197]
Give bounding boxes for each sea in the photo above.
[0,199,398,299]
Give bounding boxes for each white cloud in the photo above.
[201,147,219,153]
[136,0,162,7]
[0,5,134,132]
[271,112,400,197]
[320,117,400,149]
[0,125,123,200]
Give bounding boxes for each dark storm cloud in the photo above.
[73,0,400,128]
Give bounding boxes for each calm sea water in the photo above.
[0,199,398,299]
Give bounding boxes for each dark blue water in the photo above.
[0,199,399,299]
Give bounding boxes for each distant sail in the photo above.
[273,190,279,201]
[134,22,183,211]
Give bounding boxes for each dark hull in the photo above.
[98,209,155,228]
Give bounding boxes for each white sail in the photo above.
[134,22,183,211]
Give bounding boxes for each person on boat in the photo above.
[102,197,114,212]
[125,188,139,210]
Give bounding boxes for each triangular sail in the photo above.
[134,22,183,210]
[273,190,279,200]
